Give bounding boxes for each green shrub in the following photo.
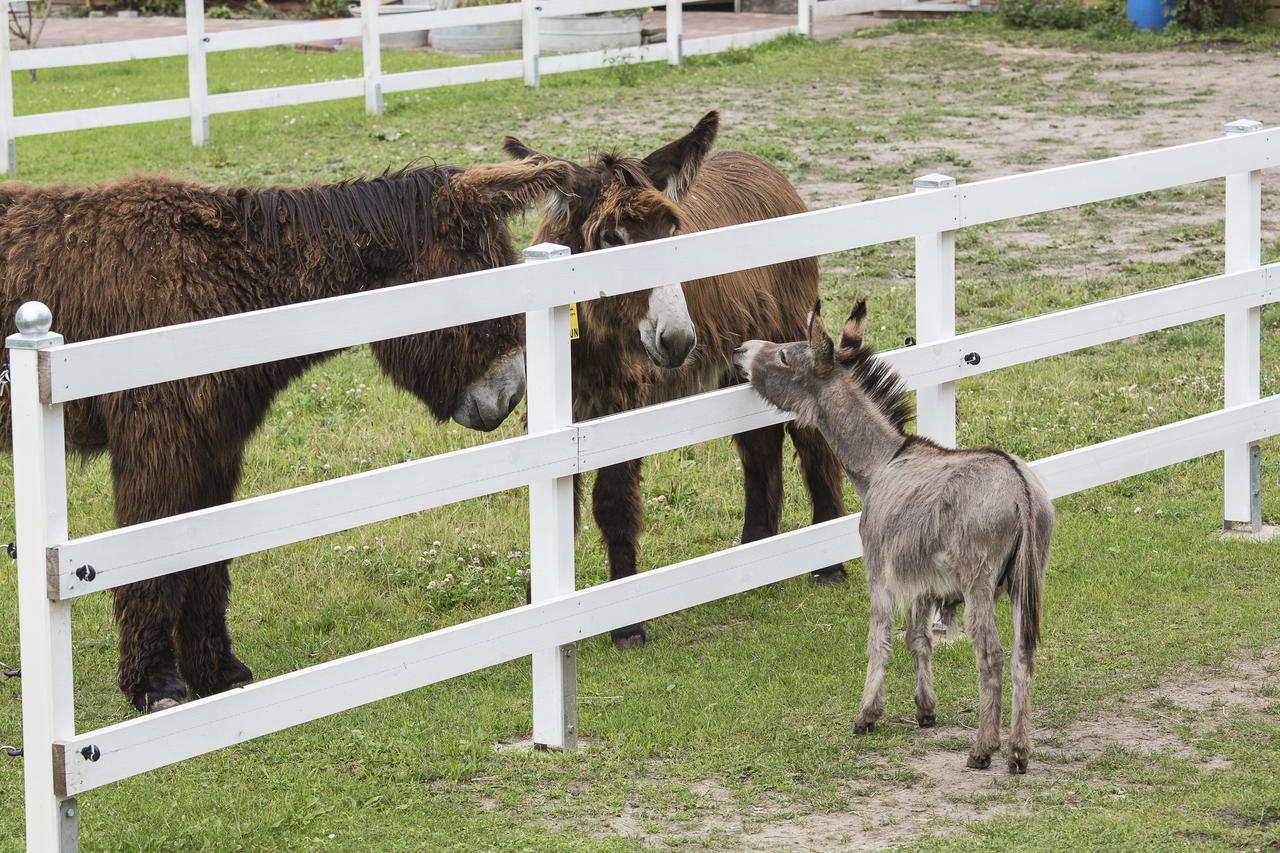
[207,4,234,18]
[1168,0,1267,28]
[998,0,1268,32]
[996,0,1097,29]
[305,0,351,17]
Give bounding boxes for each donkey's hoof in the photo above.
[191,660,255,699]
[810,565,848,586]
[131,675,187,714]
[611,624,647,651]
[223,660,253,689]
[145,696,184,713]
[1008,747,1030,775]
[966,752,992,770]
[916,710,936,728]
[853,717,876,736]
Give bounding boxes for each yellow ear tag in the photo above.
[568,302,580,341]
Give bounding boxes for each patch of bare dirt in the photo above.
[1141,645,1280,719]
[587,646,1277,850]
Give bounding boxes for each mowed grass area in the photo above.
[2,27,1280,851]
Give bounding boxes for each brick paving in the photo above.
[17,10,887,50]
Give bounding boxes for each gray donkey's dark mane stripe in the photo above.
[836,343,914,434]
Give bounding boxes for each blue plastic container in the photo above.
[1127,0,1174,30]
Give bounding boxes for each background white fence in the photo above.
[8,123,1276,850]
[0,0,823,174]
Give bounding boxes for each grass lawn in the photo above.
[2,22,1280,851]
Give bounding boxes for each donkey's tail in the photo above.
[1010,468,1053,657]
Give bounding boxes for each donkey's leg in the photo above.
[854,583,894,734]
[787,423,848,584]
[176,560,254,698]
[108,434,194,712]
[112,578,185,713]
[175,453,252,698]
[907,598,938,728]
[963,591,1004,769]
[592,458,647,649]
[731,424,784,545]
[1008,602,1034,774]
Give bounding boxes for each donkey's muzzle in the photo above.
[732,342,761,381]
[639,283,697,370]
[452,350,526,432]
[655,325,696,369]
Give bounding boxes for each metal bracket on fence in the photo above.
[1249,443,1262,532]
[964,352,981,366]
[74,565,96,583]
[59,798,79,853]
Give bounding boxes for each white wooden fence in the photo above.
[0,0,824,174]
[8,123,1276,850]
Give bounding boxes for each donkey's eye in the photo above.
[600,230,625,249]
[778,350,789,367]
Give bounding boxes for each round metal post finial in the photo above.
[14,301,52,336]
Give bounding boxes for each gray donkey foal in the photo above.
[733,299,1053,774]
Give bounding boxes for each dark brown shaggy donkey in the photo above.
[0,159,569,712]
[505,112,848,649]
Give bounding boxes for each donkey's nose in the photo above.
[657,324,696,368]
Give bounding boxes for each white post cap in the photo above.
[1224,119,1264,134]
[913,173,957,190]
[523,243,572,261]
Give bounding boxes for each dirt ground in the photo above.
[794,37,1280,207]
[580,645,1279,850]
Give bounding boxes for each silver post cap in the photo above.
[14,301,52,336]
[913,173,956,190]
[6,301,63,350]
[523,242,572,261]
[1224,119,1264,135]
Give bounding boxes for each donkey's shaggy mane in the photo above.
[231,164,459,270]
[836,343,915,434]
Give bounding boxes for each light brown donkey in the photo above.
[504,111,849,649]
[734,299,1053,774]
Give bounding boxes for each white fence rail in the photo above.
[9,125,1276,850]
[0,0,812,173]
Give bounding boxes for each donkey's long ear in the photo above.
[838,298,868,353]
[641,110,719,203]
[502,136,547,162]
[807,299,834,376]
[450,159,575,218]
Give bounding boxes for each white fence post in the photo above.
[914,173,960,641]
[361,0,383,115]
[1223,119,1265,532]
[8,303,77,852]
[913,173,958,450]
[666,0,683,66]
[798,0,814,38]
[522,0,540,87]
[1,0,16,175]
[185,0,209,146]
[523,243,577,751]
